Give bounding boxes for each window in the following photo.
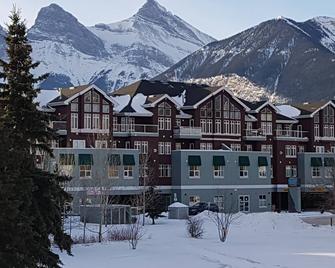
[158,117,165,130]
[58,154,75,176]
[323,105,334,124]
[135,141,148,154]
[200,119,206,133]
[246,145,253,151]
[258,166,267,178]
[316,146,325,153]
[239,195,250,212]
[71,113,78,129]
[113,117,118,131]
[102,114,109,130]
[259,195,267,208]
[231,144,241,151]
[261,122,272,135]
[213,166,224,178]
[92,91,100,103]
[84,103,91,112]
[165,118,171,130]
[200,143,212,150]
[285,145,297,158]
[165,142,171,155]
[71,102,78,112]
[215,95,222,118]
[331,146,335,153]
[159,164,171,177]
[158,102,171,117]
[123,166,133,178]
[189,166,200,178]
[285,165,297,178]
[103,101,109,113]
[189,196,200,206]
[214,196,224,211]
[261,145,273,156]
[80,165,91,178]
[314,124,320,137]
[240,166,248,178]
[84,113,91,129]
[175,143,181,150]
[314,112,319,123]
[311,167,321,178]
[73,140,86,148]
[325,167,334,178]
[215,119,222,133]
[298,146,305,153]
[261,108,272,121]
[176,119,181,126]
[158,142,165,155]
[95,140,107,148]
[92,114,100,129]
[84,91,91,103]
[108,165,119,178]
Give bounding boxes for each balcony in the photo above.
[315,136,335,141]
[51,121,67,136]
[243,129,266,141]
[275,130,309,142]
[113,124,159,137]
[173,126,202,139]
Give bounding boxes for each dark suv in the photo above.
[189,202,219,215]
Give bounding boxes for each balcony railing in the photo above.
[275,130,309,141]
[173,126,202,139]
[51,121,67,136]
[113,124,159,137]
[243,129,266,141]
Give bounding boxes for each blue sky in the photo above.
[1,0,335,40]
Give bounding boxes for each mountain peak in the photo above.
[136,0,168,18]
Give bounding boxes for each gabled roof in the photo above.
[240,99,279,113]
[292,101,335,118]
[48,84,117,106]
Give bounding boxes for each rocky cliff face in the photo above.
[157,17,335,102]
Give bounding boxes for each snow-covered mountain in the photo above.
[157,16,335,102]
[0,0,215,90]
[187,74,288,104]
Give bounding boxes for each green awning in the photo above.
[213,156,225,166]
[258,157,268,166]
[239,156,250,166]
[59,154,75,165]
[311,157,323,167]
[79,154,93,165]
[188,155,201,166]
[108,154,121,165]
[123,154,135,166]
[324,157,335,167]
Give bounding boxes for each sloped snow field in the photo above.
[58,212,335,268]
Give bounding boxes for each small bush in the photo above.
[108,226,132,241]
[72,234,99,244]
[187,216,204,238]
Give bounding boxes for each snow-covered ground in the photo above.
[58,212,335,268]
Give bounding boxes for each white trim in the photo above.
[296,101,335,118]
[64,84,118,106]
[143,94,181,109]
[276,119,298,123]
[253,101,279,113]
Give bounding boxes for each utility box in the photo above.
[168,202,189,219]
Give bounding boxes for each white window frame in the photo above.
[189,166,200,178]
[102,114,109,130]
[285,145,297,158]
[258,166,267,178]
[79,165,92,178]
[92,114,100,129]
[213,166,224,178]
[123,166,133,179]
[311,167,321,178]
[84,113,92,129]
[239,166,248,178]
[71,113,78,130]
[189,196,200,206]
[259,195,267,208]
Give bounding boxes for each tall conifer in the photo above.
[0,8,72,267]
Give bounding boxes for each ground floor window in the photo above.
[108,165,119,178]
[159,164,171,177]
[213,166,224,178]
[189,195,200,206]
[239,195,250,212]
[325,167,334,178]
[285,165,297,178]
[259,195,267,208]
[80,165,92,178]
[239,166,248,178]
[214,196,224,211]
[189,166,200,178]
[258,166,267,178]
[311,167,321,178]
[123,166,133,178]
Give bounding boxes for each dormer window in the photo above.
[261,108,272,122]
[158,102,171,117]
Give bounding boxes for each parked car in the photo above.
[189,202,219,215]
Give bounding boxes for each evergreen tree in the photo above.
[145,186,165,224]
[0,8,72,267]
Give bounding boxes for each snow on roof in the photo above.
[276,105,301,118]
[35,89,60,107]
[112,94,131,112]
[131,93,152,115]
[171,90,186,106]
[168,202,188,208]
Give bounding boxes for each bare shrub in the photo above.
[108,226,132,241]
[72,234,99,244]
[127,216,144,250]
[186,216,204,238]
